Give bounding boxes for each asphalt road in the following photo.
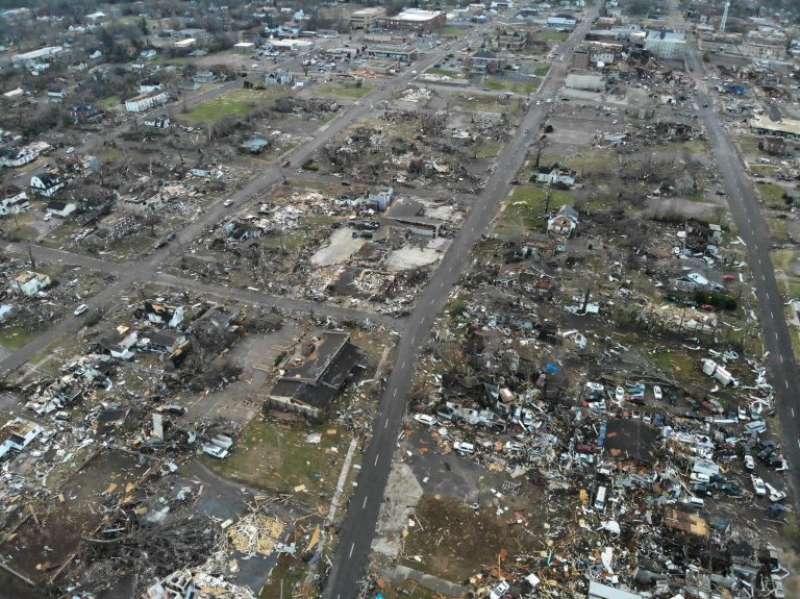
[685,47,800,509]
[0,33,480,377]
[321,12,597,599]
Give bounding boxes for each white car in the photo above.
[202,443,229,459]
[223,199,233,207]
[765,482,787,503]
[504,440,524,454]
[614,386,625,403]
[653,385,663,401]
[413,414,437,427]
[744,454,755,471]
[453,441,475,455]
[751,475,767,497]
[74,304,88,316]
[738,406,749,421]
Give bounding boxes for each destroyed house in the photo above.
[9,271,51,296]
[536,166,576,188]
[604,419,659,464]
[30,173,64,198]
[0,190,30,216]
[0,417,43,460]
[222,219,268,241]
[95,329,139,360]
[547,205,579,238]
[588,582,645,599]
[663,508,710,540]
[268,332,365,421]
[141,329,181,353]
[46,200,78,218]
[136,301,183,327]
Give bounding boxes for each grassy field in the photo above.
[204,418,347,506]
[771,249,800,299]
[0,326,35,352]
[315,82,374,100]
[180,89,282,125]
[441,26,468,38]
[100,95,121,111]
[497,185,573,235]
[455,94,522,114]
[550,150,617,179]
[757,182,788,210]
[533,30,569,43]
[769,218,791,244]
[483,77,538,95]
[534,64,551,77]
[475,141,502,159]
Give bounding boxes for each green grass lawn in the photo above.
[315,82,374,100]
[441,26,467,38]
[456,94,522,114]
[757,182,789,210]
[533,30,569,43]
[0,326,35,352]
[497,185,573,235]
[204,418,347,505]
[483,77,538,95]
[772,250,800,299]
[100,95,121,111]
[534,64,551,77]
[475,141,502,159]
[541,150,616,178]
[427,67,461,78]
[180,89,282,125]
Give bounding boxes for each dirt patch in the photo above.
[401,493,544,583]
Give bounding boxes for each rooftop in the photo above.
[392,8,445,22]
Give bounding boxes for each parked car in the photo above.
[653,385,663,401]
[614,386,625,403]
[751,475,767,496]
[414,414,437,427]
[765,482,787,503]
[211,434,234,450]
[744,454,755,471]
[453,441,475,455]
[202,444,229,459]
[74,304,88,316]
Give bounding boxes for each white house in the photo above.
[9,271,51,296]
[0,418,43,460]
[547,205,579,238]
[11,46,63,66]
[46,200,78,218]
[0,191,30,216]
[1,141,51,167]
[536,167,577,187]
[124,91,169,113]
[30,173,64,197]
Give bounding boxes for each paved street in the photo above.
[321,11,597,599]
[685,47,800,510]
[0,32,481,376]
